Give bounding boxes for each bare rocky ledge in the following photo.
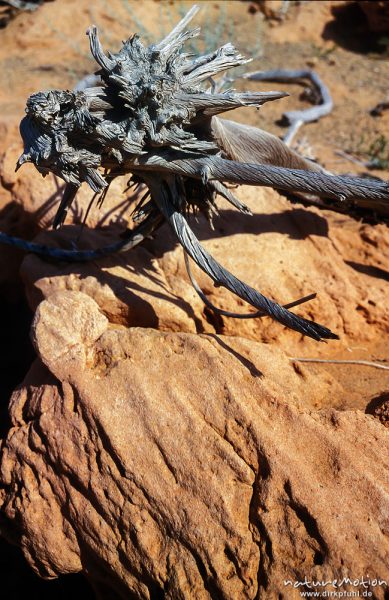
[0,289,388,599]
[1,178,388,598]
[19,185,389,349]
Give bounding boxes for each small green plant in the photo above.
[377,35,389,57]
[44,1,263,88]
[128,1,263,75]
[311,43,337,62]
[366,134,389,169]
[351,133,389,170]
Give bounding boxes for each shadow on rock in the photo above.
[345,260,389,282]
[322,2,389,54]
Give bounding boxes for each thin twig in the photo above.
[335,150,372,169]
[289,358,389,370]
[184,250,317,318]
[242,69,333,145]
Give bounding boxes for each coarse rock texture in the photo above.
[368,394,389,429]
[0,290,388,599]
[360,1,389,33]
[21,185,389,346]
[20,184,389,409]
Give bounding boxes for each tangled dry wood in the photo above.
[1,4,388,340]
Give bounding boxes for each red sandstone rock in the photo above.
[360,1,389,33]
[0,290,388,599]
[20,185,389,358]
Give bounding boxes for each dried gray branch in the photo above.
[1,5,388,340]
[184,251,317,319]
[1,0,44,10]
[243,69,333,145]
[289,358,389,371]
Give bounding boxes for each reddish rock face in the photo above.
[19,184,389,404]
[360,1,389,33]
[0,290,388,599]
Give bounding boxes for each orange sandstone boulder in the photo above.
[0,290,388,599]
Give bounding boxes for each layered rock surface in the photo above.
[20,185,389,344]
[2,143,389,599]
[19,184,389,409]
[0,290,388,599]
